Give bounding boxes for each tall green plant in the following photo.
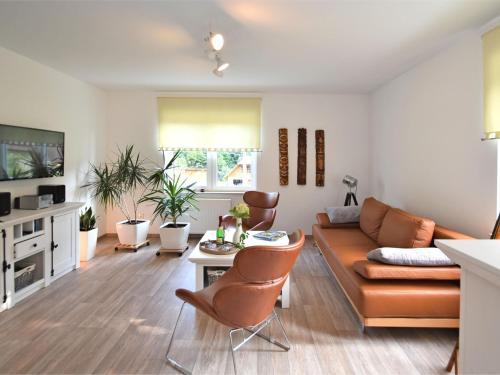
[84,146,180,224]
[140,173,198,227]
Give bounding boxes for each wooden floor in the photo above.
[0,236,457,374]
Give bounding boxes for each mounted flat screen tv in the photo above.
[0,124,64,181]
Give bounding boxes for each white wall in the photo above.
[0,46,108,234]
[259,94,371,233]
[371,30,497,238]
[104,92,371,235]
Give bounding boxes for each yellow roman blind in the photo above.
[483,26,500,139]
[158,97,262,151]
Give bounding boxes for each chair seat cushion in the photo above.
[353,260,460,280]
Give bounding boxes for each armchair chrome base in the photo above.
[166,304,291,375]
[229,309,290,374]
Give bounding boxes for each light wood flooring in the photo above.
[0,236,457,374]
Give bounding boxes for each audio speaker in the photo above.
[38,185,65,204]
[0,192,11,217]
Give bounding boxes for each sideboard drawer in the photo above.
[14,235,45,260]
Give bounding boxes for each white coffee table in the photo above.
[188,230,291,308]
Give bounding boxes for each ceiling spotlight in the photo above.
[208,32,224,51]
[213,55,229,77]
[217,60,229,72]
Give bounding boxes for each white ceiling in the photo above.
[0,0,499,93]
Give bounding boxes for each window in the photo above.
[164,150,257,191]
[216,151,254,188]
[157,97,261,191]
[174,150,208,187]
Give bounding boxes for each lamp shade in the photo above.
[158,97,262,151]
[483,25,500,139]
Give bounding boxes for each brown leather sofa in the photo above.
[312,197,472,329]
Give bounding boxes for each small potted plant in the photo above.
[79,207,98,261]
[140,173,198,254]
[229,203,251,244]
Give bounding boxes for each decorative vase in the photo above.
[233,218,244,244]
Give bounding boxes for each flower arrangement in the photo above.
[229,203,250,219]
[229,202,250,248]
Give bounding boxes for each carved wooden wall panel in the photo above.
[278,128,289,185]
[297,128,307,185]
[315,130,325,187]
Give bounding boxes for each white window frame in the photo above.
[163,150,257,192]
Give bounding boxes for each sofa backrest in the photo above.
[359,197,390,241]
[377,208,435,248]
[357,197,471,247]
[317,197,473,243]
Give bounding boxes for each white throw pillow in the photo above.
[325,206,361,224]
[367,247,455,266]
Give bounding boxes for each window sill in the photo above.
[198,190,246,195]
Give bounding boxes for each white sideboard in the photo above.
[0,202,83,311]
[436,239,500,374]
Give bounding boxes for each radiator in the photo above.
[188,198,232,234]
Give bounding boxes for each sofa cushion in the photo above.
[377,208,435,248]
[359,197,390,241]
[316,213,360,229]
[353,260,460,280]
[367,247,454,266]
[325,206,361,224]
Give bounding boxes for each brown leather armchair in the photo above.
[222,190,280,231]
[166,229,305,375]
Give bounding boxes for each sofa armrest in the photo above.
[433,225,473,241]
[316,213,360,229]
[353,260,460,281]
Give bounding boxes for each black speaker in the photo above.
[0,192,11,217]
[38,185,65,204]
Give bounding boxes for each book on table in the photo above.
[252,231,286,241]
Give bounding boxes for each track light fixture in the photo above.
[209,32,224,51]
[205,30,230,77]
[212,54,229,77]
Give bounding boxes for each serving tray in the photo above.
[199,240,239,255]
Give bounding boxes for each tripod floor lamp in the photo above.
[343,175,358,206]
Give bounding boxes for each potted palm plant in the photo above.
[84,145,151,246]
[79,207,98,261]
[140,173,198,255]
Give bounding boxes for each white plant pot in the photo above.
[159,222,190,250]
[80,228,98,262]
[116,220,150,245]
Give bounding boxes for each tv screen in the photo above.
[0,124,64,181]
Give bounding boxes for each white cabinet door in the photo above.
[52,212,75,278]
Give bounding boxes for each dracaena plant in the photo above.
[83,145,179,224]
[139,173,198,228]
